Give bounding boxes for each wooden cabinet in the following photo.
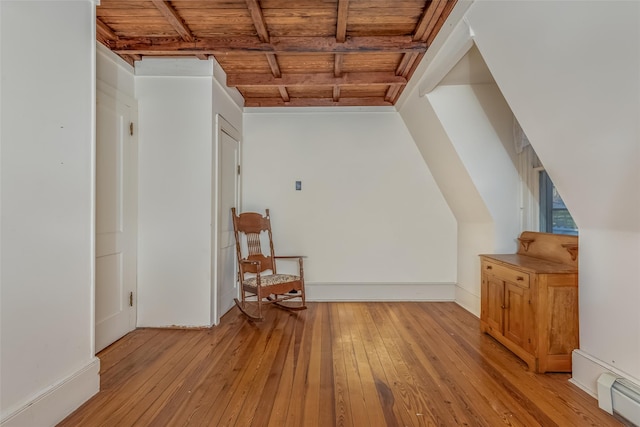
[480,231,579,373]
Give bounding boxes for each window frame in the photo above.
[538,170,578,235]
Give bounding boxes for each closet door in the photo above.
[214,115,241,324]
[95,88,137,352]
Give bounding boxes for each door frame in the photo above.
[212,114,241,325]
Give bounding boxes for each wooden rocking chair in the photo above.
[231,208,306,321]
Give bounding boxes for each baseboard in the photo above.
[1,358,100,427]
[454,285,480,317]
[571,349,640,399]
[305,282,456,302]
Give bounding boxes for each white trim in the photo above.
[211,58,246,110]
[455,285,480,317]
[306,282,456,302]
[395,0,474,109]
[1,358,100,427]
[89,0,98,360]
[96,42,134,74]
[135,57,214,76]
[418,18,475,97]
[571,349,640,398]
[97,80,137,111]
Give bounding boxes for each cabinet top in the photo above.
[480,254,578,274]
[480,231,578,273]
[482,231,578,266]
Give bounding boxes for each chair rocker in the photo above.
[231,208,306,321]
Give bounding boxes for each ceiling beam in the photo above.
[265,53,291,101]
[151,0,195,42]
[386,0,455,103]
[245,0,270,43]
[265,54,281,77]
[228,72,406,87]
[332,86,341,102]
[244,97,392,107]
[426,0,458,45]
[244,0,291,102]
[112,36,427,55]
[334,0,350,102]
[336,0,350,43]
[334,53,344,77]
[97,18,118,45]
[396,52,420,77]
[414,0,450,42]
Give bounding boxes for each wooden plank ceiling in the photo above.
[97,0,457,107]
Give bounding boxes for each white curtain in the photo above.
[513,117,530,154]
[514,117,541,232]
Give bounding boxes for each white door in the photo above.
[215,115,240,324]
[95,88,137,352]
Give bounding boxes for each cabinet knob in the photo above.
[516,276,524,281]
[486,265,493,270]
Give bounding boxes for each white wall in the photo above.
[136,70,214,327]
[399,82,519,316]
[454,0,640,394]
[97,43,135,98]
[400,92,491,316]
[242,110,457,300]
[212,60,244,129]
[0,1,99,425]
[99,55,244,328]
[467,1,639,234]
[427,84,520,252]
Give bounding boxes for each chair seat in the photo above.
[243,274,300,288]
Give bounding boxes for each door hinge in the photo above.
[129,122,134,136]
[129,291,134,307]
[237,164,241,175]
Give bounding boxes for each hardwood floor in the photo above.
[59,302,623,426]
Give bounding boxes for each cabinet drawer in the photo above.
[482,261,530,288]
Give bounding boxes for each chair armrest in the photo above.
[239,259,261,276]
[273,256,305,278]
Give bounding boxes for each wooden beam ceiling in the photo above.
[110,37,428,55]
[227,72,407,87]
[150,0,210,60]
[243,0,290,102]
[96,0,458,107]
[151,0,194,43]
[333,0,350,101]
[385,0,454,104]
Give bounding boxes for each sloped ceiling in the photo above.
[439,44,495,86]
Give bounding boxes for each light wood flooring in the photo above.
[59,302,623,426]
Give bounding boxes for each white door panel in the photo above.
[215,116,240,324]
[95,89,137,352]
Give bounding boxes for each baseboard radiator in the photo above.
[598,373,640,426]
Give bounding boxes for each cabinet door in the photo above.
[504,283,529,348]
[485,276,504,333]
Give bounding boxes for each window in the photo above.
[539,171,578,235]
